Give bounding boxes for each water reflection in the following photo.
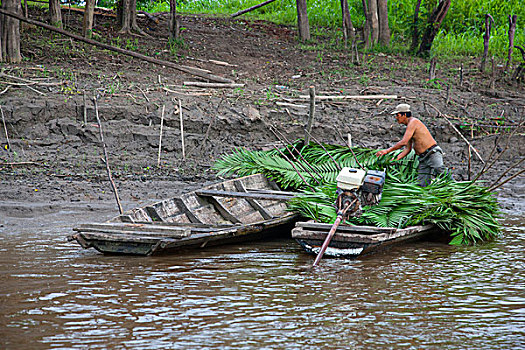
[1,211,523,349]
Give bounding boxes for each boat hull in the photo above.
[292,221,442,258]
[68,174,299,255]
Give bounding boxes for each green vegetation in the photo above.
[128,0,525,59]
[213,142,501,246]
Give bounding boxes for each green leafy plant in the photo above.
[214,141,501,245]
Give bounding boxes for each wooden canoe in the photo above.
[68,174,300,255]
[292,221,442,258]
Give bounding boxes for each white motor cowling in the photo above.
[334,167,386,218]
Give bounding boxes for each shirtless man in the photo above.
[376,103,447,187]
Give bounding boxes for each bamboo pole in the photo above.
[157,105,165,167]
[93,97,123,214]
[0,8,233,84]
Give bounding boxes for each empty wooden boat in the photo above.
[68,174,299,255]
[292,221,442,258]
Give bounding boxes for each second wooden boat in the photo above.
[68,174,300,255]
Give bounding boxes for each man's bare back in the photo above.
[375,112,436,159]
[405,117,437,155]
[376,103,448,187]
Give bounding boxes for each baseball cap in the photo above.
[391,103,411,114]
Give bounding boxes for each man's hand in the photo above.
[376,149,389,157]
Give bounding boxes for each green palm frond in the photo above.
[213,141,501,246]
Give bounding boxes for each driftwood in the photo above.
[0,9,233,84]
[298,94,397,100]
[183,82,245,88]
[231,0,277,18]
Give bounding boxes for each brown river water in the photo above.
[1,202,524,350]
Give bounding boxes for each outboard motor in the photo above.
[335,167,386,219]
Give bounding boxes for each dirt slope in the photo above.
[1,9,524,217]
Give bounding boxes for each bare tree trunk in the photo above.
[49,0,62,28]
[377,0,389,46]
[480,14,494,72]
[129,0,144,35]
[361,0,370,48]
[340,0,355,47]
[418,0,451,57]
[0,0,21,62]
[169,0,179,41]
[369,0,379,44]
[296,0,310,41]
[118,0,131,34]
[505,14,517,72]
[82,0,96,38]
[410,0,422,52]
[24,0,28,18]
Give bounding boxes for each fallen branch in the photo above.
[425,102,484,164]
[0,8,233,84]
[298,94,398,100]
[183,81,245,88]
[473,119,525,182]
[488,168,525,192]
[231,0,277,18]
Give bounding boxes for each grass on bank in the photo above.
[126,0,525,59]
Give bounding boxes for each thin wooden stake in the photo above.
[0,105,11,153]
[467,147,471,181]
[490,56,496,91]
[93,96,123,215]
[305,86,315,144]
[157,105,165,167]
[179,99,185,159]
[83,91,87,125]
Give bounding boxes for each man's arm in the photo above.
[395,140,412,160]
[376,120,417,157]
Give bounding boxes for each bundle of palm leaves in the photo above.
[213,142,501,245]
